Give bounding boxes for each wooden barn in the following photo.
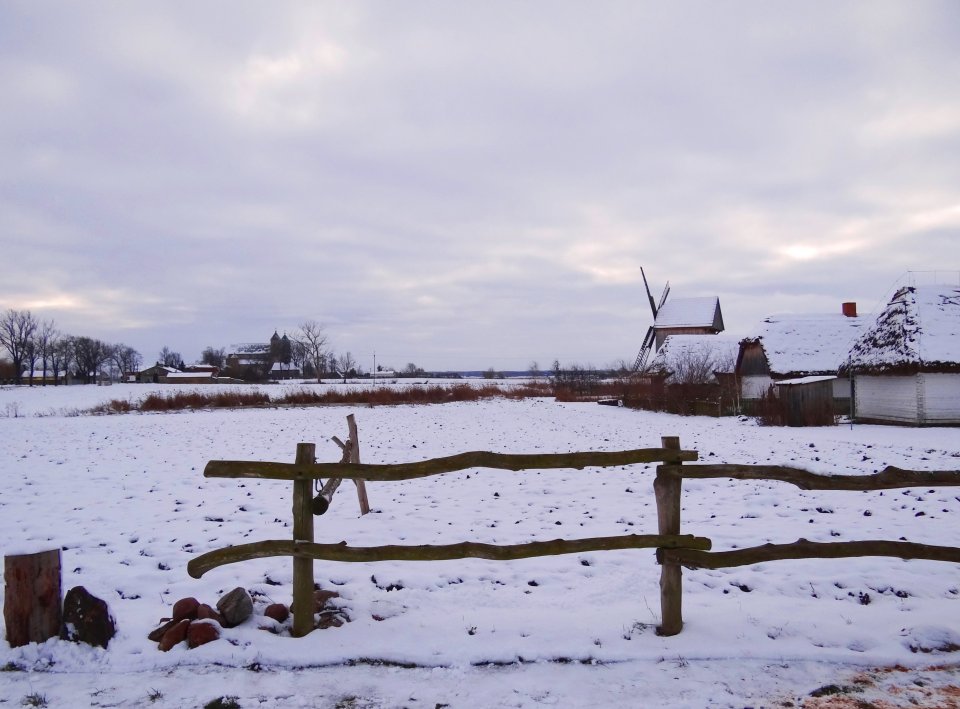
[844,284,960,426]
[736,303,866,408]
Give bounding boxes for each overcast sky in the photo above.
[2,2,959,371]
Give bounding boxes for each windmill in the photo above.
[632,267,670,372]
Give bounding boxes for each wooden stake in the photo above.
[291,442,316,638]
[347,414,370,515]
[4,549,62,648]
[655,436,683,636]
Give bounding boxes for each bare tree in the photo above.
[0,309,38,385]
[334,351,356,383]
[295,320,330,383]
[158,346,182,369]
[108,343,142,381]
[36,320,58,384]
[73,336,108,384]
[50,335,74,384]
[200,346,226,369]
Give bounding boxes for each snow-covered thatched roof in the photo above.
[741,312,867,377]
[649,334,739,383]
[845,285,960,373]
[655,297,723,330]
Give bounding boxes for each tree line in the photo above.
[0,309,142,385]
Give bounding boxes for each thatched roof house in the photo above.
[844,285,960,425]
[736,304,866,403]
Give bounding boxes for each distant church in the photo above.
[225,331,300,380]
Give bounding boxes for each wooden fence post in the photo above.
[655,436,683,636]
[4,549,62,648]
[347,414,370,515]
[291,442,316,637]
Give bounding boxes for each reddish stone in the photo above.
[264,603,289,623]
[171,597,199,622]
[313,589,340,611]
[148,618,178,642]
[187,620,220,648]
[196,604,224,626]
[158,619,190,651]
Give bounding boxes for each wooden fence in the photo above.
[187,433,960,639]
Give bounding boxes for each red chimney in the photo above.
[842,302,857,317]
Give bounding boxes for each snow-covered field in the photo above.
[1,383,958,708]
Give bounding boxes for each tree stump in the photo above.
[4,549,62,648]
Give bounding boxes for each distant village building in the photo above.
[225,331,299,380]
[736,303,866,408]
[844,285,960,425]
[137,364,181,384]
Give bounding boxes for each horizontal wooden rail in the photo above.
[659,464,960,491]
[662,539,960,570]
[205,447,699,482]
[187,533,713,578]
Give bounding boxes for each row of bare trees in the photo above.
[0,309,143,385]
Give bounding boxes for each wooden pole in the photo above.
[291,442,316,637]
[655,436,683,636]
[347,414,371,515]
[4,549,62,648]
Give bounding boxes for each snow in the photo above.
[847,285,960,372]
[775,375,838,386]
[654,297,721,329]
[1,383,958,707]
[744,312,867,376]
[164,372,214,380]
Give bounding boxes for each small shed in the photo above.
[844,284,960,425]
[774,375,836,427]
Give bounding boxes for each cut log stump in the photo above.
[4,549,62,648]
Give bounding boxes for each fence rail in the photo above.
[204,447,698,482]
[658,463,960,490]
[187,425,960,640]
[188,533,712,577]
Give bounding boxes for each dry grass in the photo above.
[88,382,556,414]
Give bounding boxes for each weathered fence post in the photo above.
[4,549,62,647]
[655,436,683,636]
[347,414,371,515]
[291,442,316,637]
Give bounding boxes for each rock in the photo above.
[317,613,344,630]
[158,619,190,651]
[187,619,220,648]
[148,618,178,642]
[196,604,224,626]
[313,589,340,611]
[216,587,253,628]
[264,603,289,623]
[172,597,200,622]
[61,586,116,649]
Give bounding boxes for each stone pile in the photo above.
[148,586,348,650]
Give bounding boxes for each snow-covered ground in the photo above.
[1,383,958,708]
